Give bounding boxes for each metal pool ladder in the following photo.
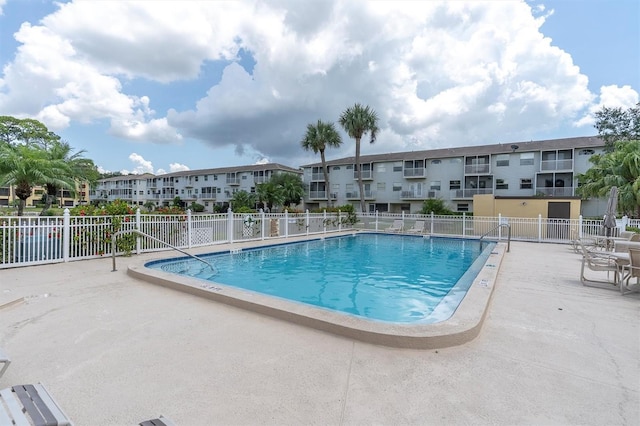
[479,223,511,252]
[111,229,215,272]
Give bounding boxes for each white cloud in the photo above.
[121,152,154,175]
[574,85,639,127]
[0,0,6,15]
[169,163,190,172]
[0,0,634,167]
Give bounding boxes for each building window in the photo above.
[377,182,386,191]
[242,175,247,180]
[346,165,353,170]
[520,152,534,166]
[431,159,441,164]
[579,149,595,155]
[496,154,509,167]
[204,175,208,181]
[496,179,508,190]
[520,178,533,189]
[449,180,461,190]
[392,182,402,192]
[195,176,199,181]
[214,175,218,180]
[429,181,441,191]
[457,203,469,212]
[450,158,462,164]
[393,165,402,172]
[377,164,386,172]
[332,166,340,171]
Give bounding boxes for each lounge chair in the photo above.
[386,219,403,233]
[0,383,73,425]
[621,248,640,295]
[0,348,9,379]
[406,220,425,234]
[579,240,621,288]
[140,415,176,426]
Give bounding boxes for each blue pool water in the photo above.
[147,234,494,324]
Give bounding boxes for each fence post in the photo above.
[284,210,289,238]
[136,208,142,254]
[462,212,466,238]
[323,209,327,234]
[578,215,583,239]
[401,210,405,226]
[498,214,502,240]
[62,208,70,262]
[261,209,265,241]
[305,209,310,236]
[228,208,234,243]
[187,209,192,249]
[538,214,542,242]
[338,210,342,232]
[375,210,379,231]
[430,212,434,234]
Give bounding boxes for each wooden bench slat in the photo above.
[33,383,72,426]
[13,384,50,425]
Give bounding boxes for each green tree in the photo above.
[41,140,100,214]
[270,173,305,208]
[0,144,71,216]
[143,201,156,212]
[594,103,639,152]
[301,120,343,202]
[256,181,285,212]
[0,116,60,147]
[576,140,640,217]
[230,190,257,211]
[339,103,379,212]
[419,199,455,215]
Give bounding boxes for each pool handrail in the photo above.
[479,223,511,252]
[111,229,215,272]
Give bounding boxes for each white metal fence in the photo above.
[1,209,638,269]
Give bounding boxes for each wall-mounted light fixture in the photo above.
[511,144,519,152]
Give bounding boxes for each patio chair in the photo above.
[0,383,73,425]
[0,348,9,379]
[140,415,176,426]
[621,248,640,295]
[386,219,403,233]
[406,220,425,234]
[579,240,621,288]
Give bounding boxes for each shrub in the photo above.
[419,199,455,215]
[190,202,205,213]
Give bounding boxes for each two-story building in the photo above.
[90,163,302,212]
[301,136,606,216]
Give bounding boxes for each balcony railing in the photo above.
[403,168,425,178]
[540,159,573,171]
[450,188,494,199]
[464,164,490,174]
[535,187,574,197]
[309,191,328,199]
[353,170,373,180]
[311,173,325,181]
[346,191,375,199]
[226,179,240,185]
[400,190,438,199]
[254,176,268,184]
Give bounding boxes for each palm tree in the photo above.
[256,181,285,212]
[301,120,343,204]
[577,140,640,217]
[339,103,379,212]
[230,190,257,211]
[270,173,305,208]
[41,140,99,213]
[0,144,72,216]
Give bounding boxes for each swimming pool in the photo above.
[130,232,505,348]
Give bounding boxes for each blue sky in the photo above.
[0,0,638,175]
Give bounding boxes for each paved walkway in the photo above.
[0,241,638,425]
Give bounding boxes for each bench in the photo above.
[0,383,73,425]
[139,415,176,426]
[0,348,9,379]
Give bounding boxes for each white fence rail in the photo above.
[1,209,638,269]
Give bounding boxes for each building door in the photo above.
[547,202,571,240]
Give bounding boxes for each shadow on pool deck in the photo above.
[0,239,638,425]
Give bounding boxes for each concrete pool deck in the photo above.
[0,239,638,425]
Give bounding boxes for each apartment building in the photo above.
[0,183,89,208]
[90,164,302,212]
[301,136,607,217]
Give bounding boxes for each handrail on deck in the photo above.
[479,223,511,252]
[111,229,215,272]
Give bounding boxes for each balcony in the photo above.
[450,188,494,199]
[464,164,490,174]
[400,189,439,200]
[353,170,373,180]
[403,168,425,178]
[309,190,327,199]
[226,178,240,185]
[535,187,574,197]
[311,173,325,181]
[254,176,268,184]
[346,191,375,200]
[540,159,573,171]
